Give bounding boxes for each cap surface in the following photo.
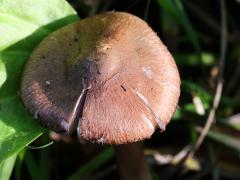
[21,12,180,144]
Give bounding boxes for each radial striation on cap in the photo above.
[21,12,180,144]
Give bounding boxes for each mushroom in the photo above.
[21,12,180,179]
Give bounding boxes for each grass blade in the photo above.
[68,147,115,180]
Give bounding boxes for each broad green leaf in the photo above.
[0,96,44,163]
[0,13,79,98]
[0,153,17,180]
[0,0,77,51]
[0,0,79,165]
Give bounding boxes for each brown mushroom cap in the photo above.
[21,12,180,144]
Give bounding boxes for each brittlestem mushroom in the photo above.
[21,12,180,179]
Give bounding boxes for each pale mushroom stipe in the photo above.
[20,12,180,144]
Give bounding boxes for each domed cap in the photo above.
[21,12,180,144]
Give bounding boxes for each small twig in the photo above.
[187,0,227,159]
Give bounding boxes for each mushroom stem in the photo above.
[115,142,151,180]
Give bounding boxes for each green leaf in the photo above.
[0,153,17,180]
[0,0,77,51]
[1,14,79,98]
[0,0,79,165]
[0,96,44,163]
